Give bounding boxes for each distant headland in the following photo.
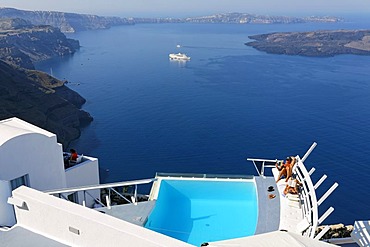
[0,18,79,68]
[246,30,370,57]
[0,7,133,32]
[0,8,343,33]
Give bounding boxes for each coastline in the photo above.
[0,19,93,148]
[245,29,370,57]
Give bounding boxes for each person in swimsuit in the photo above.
[275,156,295,183]
[283,174,302,195]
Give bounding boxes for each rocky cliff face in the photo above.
[246,30,370,57]
[0,7,133,33]
[0,60,92,147]
[0,18,79,68]
[0,8,343,32]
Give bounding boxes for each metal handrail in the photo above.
[110,187,131,204]
[44,178,156,194]
[155,172,253,179]
[246,158,282,176]
[45,178,156,208]
[86,191,105,207]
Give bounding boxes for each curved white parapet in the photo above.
[352,220,370,247]
[247,143,339,239]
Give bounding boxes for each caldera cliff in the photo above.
[0,18,92,147]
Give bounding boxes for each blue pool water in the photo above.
[144,180,258,246]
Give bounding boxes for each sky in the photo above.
[0,0,369,17]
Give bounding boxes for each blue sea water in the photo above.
[36,20,370,225]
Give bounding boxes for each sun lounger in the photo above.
[287,193,300,201]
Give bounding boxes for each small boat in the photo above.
[176,44,181,48]
[169,53,190,61]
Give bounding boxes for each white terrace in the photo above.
[248,143,338,240]
[2,118,365,246]
[20,143,338,246]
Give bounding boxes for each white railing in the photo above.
[44,178,156,208]
[246,158,280,176]
[294,157,319,238]
[247,142,338,238]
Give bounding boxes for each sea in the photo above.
[36,17,370,225]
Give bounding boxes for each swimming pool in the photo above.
[144,179,258,246]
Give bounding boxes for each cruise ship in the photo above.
[0,117,368,246]
[169,52,191,60]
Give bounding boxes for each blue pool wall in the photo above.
[145,179,258,245]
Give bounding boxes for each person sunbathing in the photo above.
[283,175,302,195]
[275,156,295,183]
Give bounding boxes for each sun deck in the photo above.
[247,143,339,240]
[145,173,280,245]
[253,176,280,234]
[87,153,335,244]
[96,201,156,226]
[1,142,345,246]
[57,172,282,244]
[150,173,281,233]
[39,145,337,245]
[274,169,305,233]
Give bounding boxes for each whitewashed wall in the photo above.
[0,132,67,227]
[0,180,14,226]
[0,133,66,190]
[12,186,192,247]
[65,157,100,207]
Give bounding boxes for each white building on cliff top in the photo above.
[0,117,100,227]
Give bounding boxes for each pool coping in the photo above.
[149,174,281,236]
[99,174,281,243]
[254,176,280,234]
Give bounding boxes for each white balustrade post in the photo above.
[302,142,317,162]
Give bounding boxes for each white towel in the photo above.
[287,193,299,201]
[287,178,297,188]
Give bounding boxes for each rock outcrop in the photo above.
[0,18,92,147]
[246,30,370,57]
[0,7,133,33]
[316,224,354,239]
[0,18,79,68]
[0,60,92,147]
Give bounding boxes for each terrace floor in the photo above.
[272,168,304,234]
[96,201,156,226]
[100,175,282,237]
[254,176,280,234]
